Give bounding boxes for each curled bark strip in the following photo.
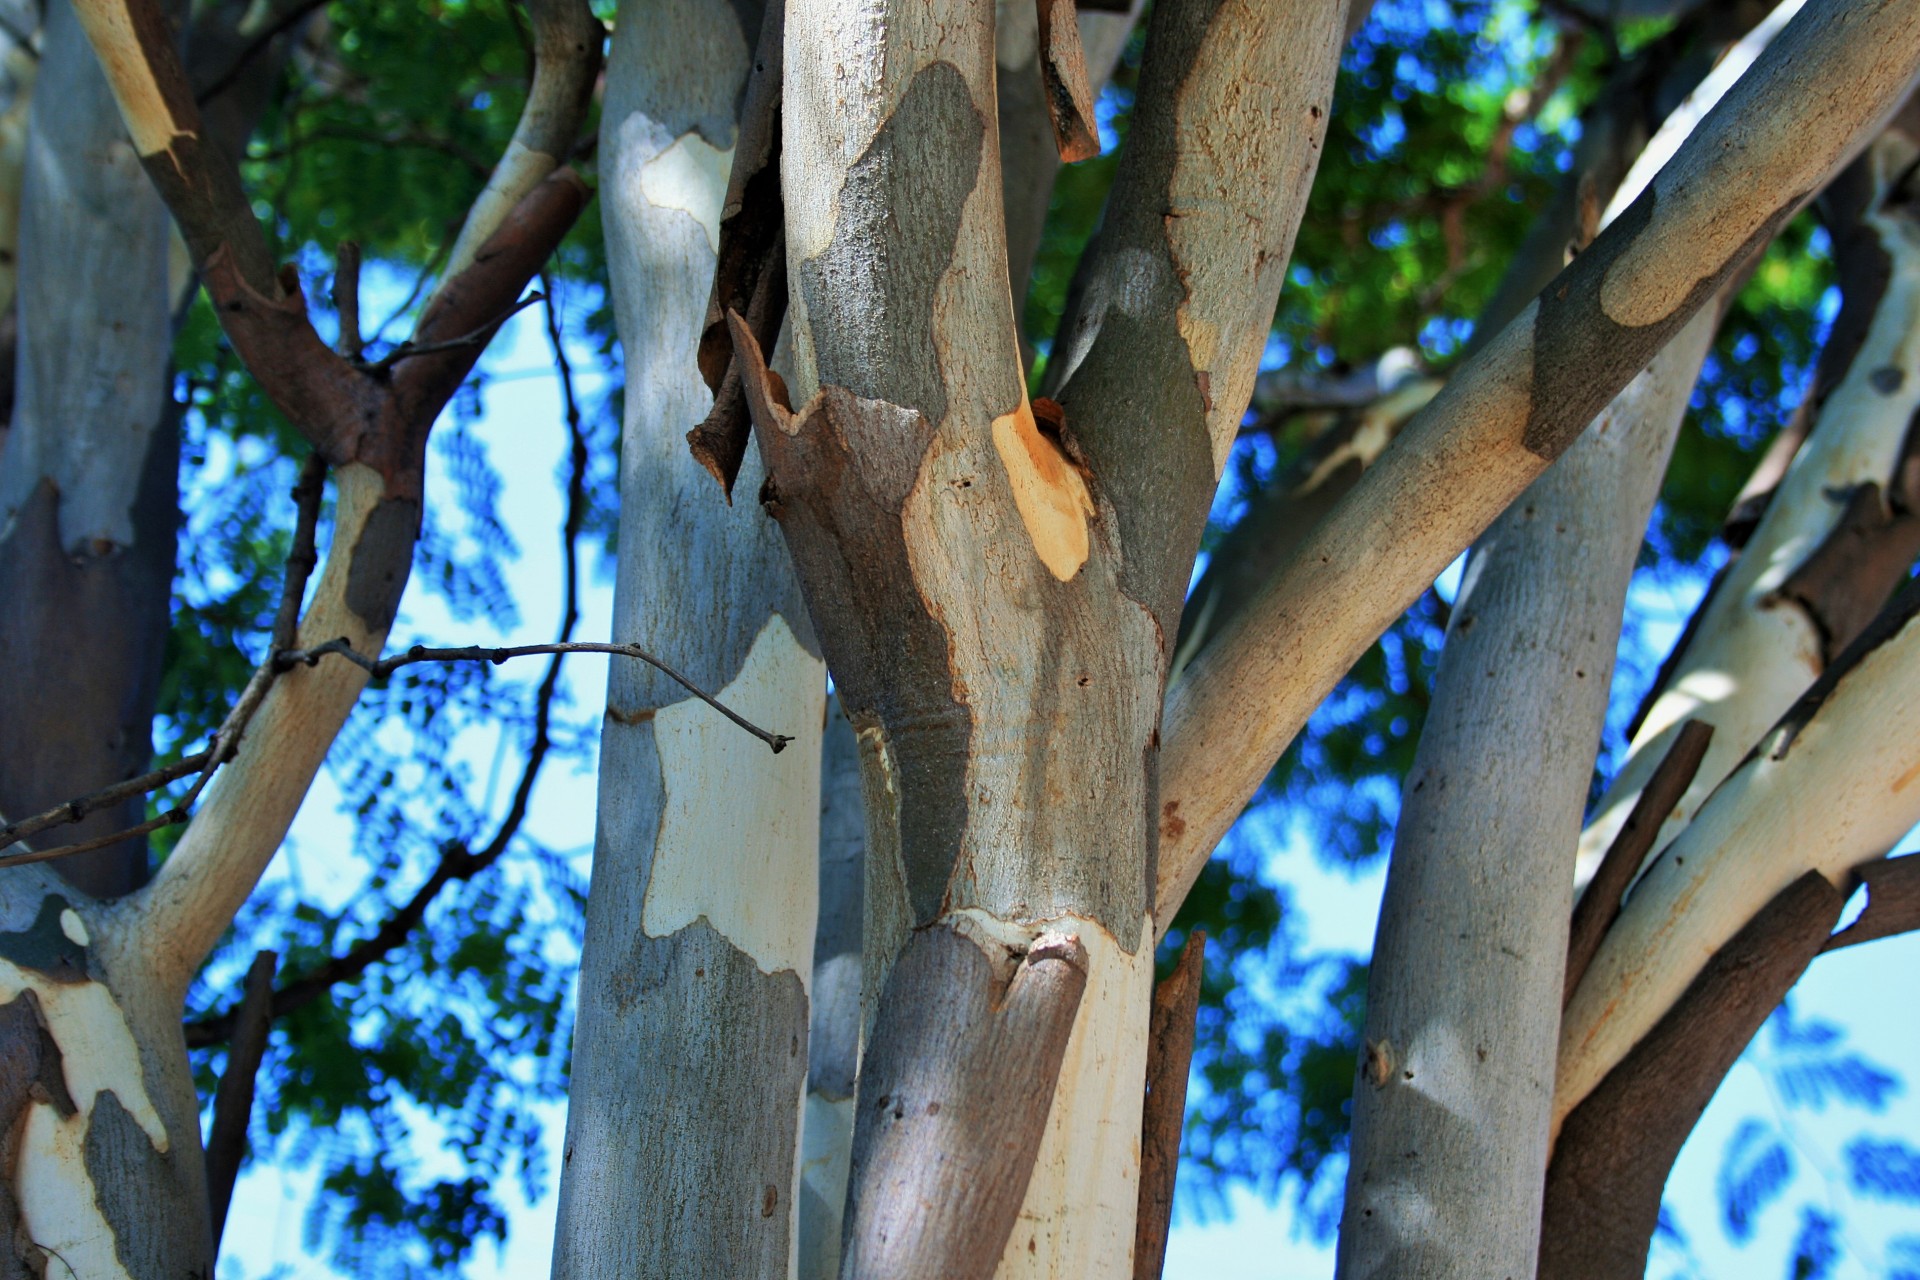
[685,0,786,498]
[1134,930,1206,1280]
[1564,719,1714,1007]
[1824,853,1920,952]
[698,0,784,395]
[1540,871,1846,1280]
[689,230,787,498]
[840,923,1088,1280]
[1037,0,1101,163]
[204,949,276,1252]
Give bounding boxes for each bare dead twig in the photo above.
[278,638,791,752]
[353,292,545,374]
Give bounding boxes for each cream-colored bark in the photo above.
[1157,0,1920,921]
[1578,126,1920,887]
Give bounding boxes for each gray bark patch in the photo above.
[796,60,984,424]
[85,1091,209,1280]
[0,897,92,985]
[343,496,421,632]
[558,920,805,1278]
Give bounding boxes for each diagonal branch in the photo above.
[1156,0,1920,923]
[67,0,599,996]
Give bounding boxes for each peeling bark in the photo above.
[552,2,827,1275]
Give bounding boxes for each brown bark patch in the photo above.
[841,923,1087,1280]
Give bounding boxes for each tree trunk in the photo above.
[798,700,863,1280]
[758,0,1345,1271]
[0,0,176,900]
[552,1,827,1274]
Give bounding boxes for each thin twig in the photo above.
[279,638,790,752]
[354,292,544,374]
[273,454,328,650]
[0,752,211,852]
[334,242,363,361]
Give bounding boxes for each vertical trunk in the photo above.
[798,700,863,1280]
[0,0,176,900]
[761,0,1345,1272]
[552,1,826,1275]
[1337,24,1785,1272]
[1337,306,1718,1279]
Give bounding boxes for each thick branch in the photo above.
[1558,576,1920,1129]
[1157,0,1920,917]
[840,925,1088,1280]
[435,0,601,290]
[1540,871,1846,1280]
[1824,852,1920,951]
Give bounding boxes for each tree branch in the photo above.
[1133,930,1205,1280]
[204,950,277,1252]
[1824,851,1920,952]
[1156,0,1920,923]
[277,638,790,752]
[1564,719,1714,1005]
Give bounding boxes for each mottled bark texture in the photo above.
[1558,576,1920,1128]
[1577,123,1920,889]
[798,701,865,1280]
[552,1,827,1276]
[766,0,1345,1270]
[1157,0,1920,926]
[0,0,177,899]
[0,1,592,1270]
